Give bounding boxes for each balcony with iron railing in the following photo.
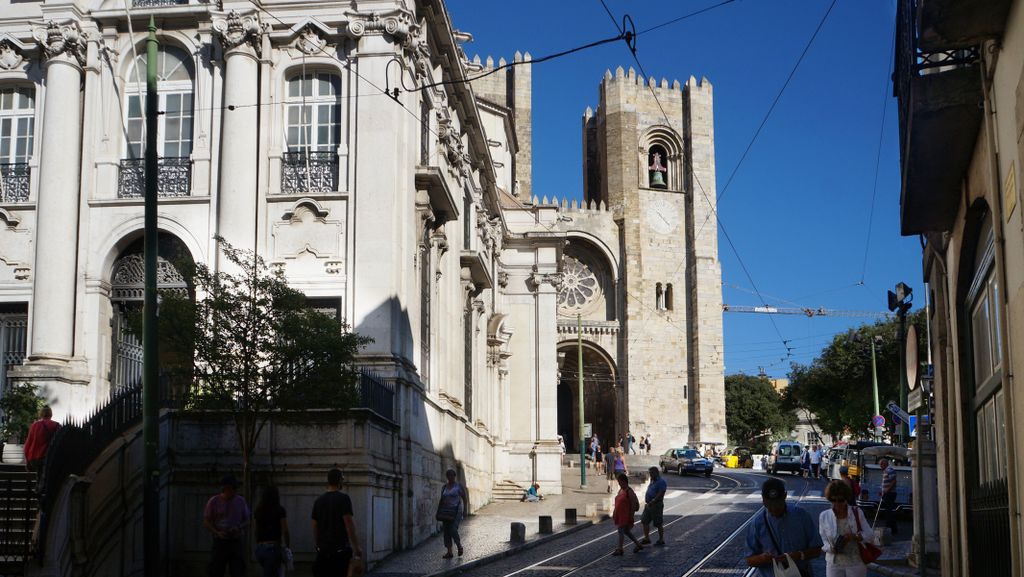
[132,0,190,6]
[280,151,339,194]
[0,164,29,203]
[118,157,192,199]
[894,0,986,235]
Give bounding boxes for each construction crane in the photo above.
[722,304,892,319]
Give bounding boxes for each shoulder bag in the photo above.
[435,485,459,522]
[853,506,883,564]
[763,511,809,577]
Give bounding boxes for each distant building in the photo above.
[767,375,833,446]
[893,0,1023,575]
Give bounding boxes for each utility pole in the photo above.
[871,337,881,441]
[578,314,586,488]
[888,282,912,444]
[143,16,161,575]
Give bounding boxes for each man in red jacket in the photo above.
[23,406,59,473]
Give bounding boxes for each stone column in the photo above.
[212,11,262,261]
[10,21,91,421]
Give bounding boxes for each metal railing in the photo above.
[968,477,1011,576]
[281,151,339,194]
[133,0,189,6]
[0,472,35,574]
[0,164,30,203]
[118,157,192,199]
[357,370,396,423]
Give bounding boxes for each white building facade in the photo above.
[0,0,725,561]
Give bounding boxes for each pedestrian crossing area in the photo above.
[664,487,827,503]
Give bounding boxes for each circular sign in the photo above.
[872,415,885,428]
[906,324,919,390]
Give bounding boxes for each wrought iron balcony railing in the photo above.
[281,151,339,194]
[132,0,190,6]
[0,163,30,203]
[118,157,192,199]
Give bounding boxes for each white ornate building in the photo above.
[0,0,725,567]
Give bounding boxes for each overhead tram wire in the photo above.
[636,0,738,35]
[694,0,840,239]
[859,19,897,283]
[596,0,792,355]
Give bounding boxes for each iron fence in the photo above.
[281,151,339,194]
[118,157,192,199]
[357,370,396,423]
[133,0,189,5]
[968,477,1011,576]
[0,164,30,203]
[0,472,35,575]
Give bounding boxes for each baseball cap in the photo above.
[761,478,786,501]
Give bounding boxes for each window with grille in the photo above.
[124,45,194,159]
[0,306,28,395]
[285,73,340,154]
[0,87,34,165]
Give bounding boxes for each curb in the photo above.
[867,562,920,577]
[424,519,597,577]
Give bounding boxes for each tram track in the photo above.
[488,471,755,577]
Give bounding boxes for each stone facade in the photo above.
[0,0,725,565]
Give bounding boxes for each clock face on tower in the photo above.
[646,198,680,235]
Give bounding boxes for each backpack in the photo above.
[629,488,640,512]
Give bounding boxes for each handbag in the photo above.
[853,506,883,564]
[347,556,366,577]
[436,486,459,522]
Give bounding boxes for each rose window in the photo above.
[558,256,600,311]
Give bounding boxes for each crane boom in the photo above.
[722,304,892,319]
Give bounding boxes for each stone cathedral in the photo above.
[0,0,724,569]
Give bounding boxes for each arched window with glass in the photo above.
[119,44,194,198]
[0,86,34,203]
[282,72,340,194]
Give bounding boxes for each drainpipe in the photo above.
[979,40,1020,575]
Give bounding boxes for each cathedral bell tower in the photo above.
[581,67,726,447]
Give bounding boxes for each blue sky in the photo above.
[446,0,923,378]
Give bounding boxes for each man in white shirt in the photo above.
[809,445,823,480]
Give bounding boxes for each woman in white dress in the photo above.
[818,480,875,577]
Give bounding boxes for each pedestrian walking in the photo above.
[627,432,637,455]
[801,448,811,478]
[818,481,875,577]
[810,445,823,480]
[23,406,60,474]
[594,444,604,474]
[253,485,290,577]
[640,467,667,546]
[878,458,898,535]
[745,478,823,577]
[604,448,617,493]
[203,475,250,577]
[612,473,643,555]
[436,468,468,559]
[312,468,363,577]
[839,467,860,506]
[557,435,566,455]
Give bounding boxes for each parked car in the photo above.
[856,445,913,512]
[766,440,804,475]
[722,446,754,468]
[660,448,714,477]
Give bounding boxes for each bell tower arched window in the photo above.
[282,72,341,193]
[648,144,668,189]
[655,283,664,310]
[665,283,674,310]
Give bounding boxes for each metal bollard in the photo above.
[565,508,578,525]
[539,515,553,534]
[510,522,526,543]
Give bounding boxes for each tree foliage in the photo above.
[160,237,371,486]
[725,374,796,452]
[785,310,927,439]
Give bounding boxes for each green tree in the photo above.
[160,237,371,489]
[725,374,796,452]
[786,310,926,438]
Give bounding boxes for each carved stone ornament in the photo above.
[345,7,418,42]
[438,117,470,180]
[527,265,564,292]
[33,21,87,68]
[213,10,263,56]
[296,25,327,55]
[0,40,24,70]
[497,271,509,288]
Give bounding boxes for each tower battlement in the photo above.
[467,52,533,197]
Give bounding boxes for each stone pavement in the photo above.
[370,463,631,577]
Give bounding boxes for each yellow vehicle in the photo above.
[722,446,753,468]
[826,440,888,480]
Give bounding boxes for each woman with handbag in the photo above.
[611,473,644,555]
[818,481,878,577]
[436,469,468,559]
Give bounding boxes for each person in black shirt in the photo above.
[254,486,290,577]
[312,468,363,577]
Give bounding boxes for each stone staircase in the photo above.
[492,479,525,502]
[0,463,36,575]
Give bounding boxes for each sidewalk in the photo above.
[370,464,624,577]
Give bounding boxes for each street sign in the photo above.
[887,400,911,424]
[871,415,885,428]
[892,413,902,426]
[908,388,923,411]
[906,324,919,390]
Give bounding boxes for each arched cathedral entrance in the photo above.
[556,342,617,453]
[109,233,194,394]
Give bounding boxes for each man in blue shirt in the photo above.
[879,457,898,535]
[745,478,822,577]
[641,467,667,545]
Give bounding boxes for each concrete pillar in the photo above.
[564,508,577,525]
[538,515,553,534]
[509,522,526,543]
[212,11,262,260]
[28,22,87,363]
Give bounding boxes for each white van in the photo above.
[767,440,804,475]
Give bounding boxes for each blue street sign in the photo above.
[871,415,885,428]
[892,413,902,426]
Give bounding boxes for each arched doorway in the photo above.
[556,341,617,453]
[109,233,194,394]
